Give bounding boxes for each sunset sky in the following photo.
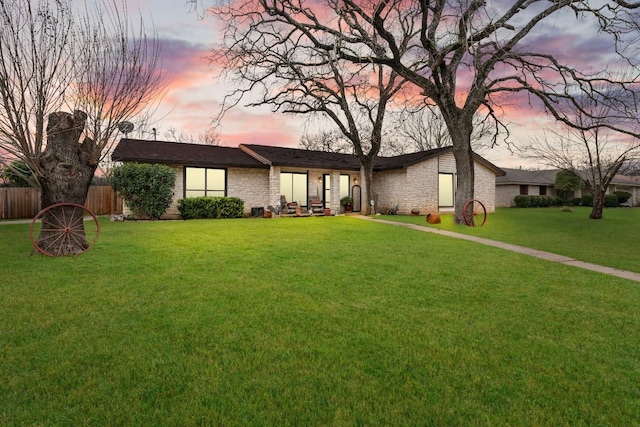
[121,0,630,169]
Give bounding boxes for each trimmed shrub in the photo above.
[604,193,620,208]
[529,195,542,207]
[514,195,530,208]
[538,195,551,207]
[572,197,582,206]
[550,196,562,206]
[581,193,593,207]
[108,163,176,220]
[613,191,632,205]
[178,196,244,219]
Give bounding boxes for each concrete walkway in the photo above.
[358,215,640,283]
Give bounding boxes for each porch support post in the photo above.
[331,171,340,213]
[269,166,281,208]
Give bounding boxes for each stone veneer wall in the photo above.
[227,167,270,212]
[406,160,440,214]
[473,162,497,213]
[372,155,498,215]
[495,185,519,208]
[372,169,407,213]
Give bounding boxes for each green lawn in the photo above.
[381,206,640,273]
[1,215,640,425]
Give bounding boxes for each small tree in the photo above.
[554,170,584,202]
[109,163,176,220]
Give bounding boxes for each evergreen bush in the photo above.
[514,195,530,208]
[613,191,632,205]
[604,193,620,208]
[581,194,594,207]
[108,163,176,220]
[178,196,244,219]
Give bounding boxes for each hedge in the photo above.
[178,196,244,219]
[513,194,562,208]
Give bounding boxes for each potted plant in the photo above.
[340,196,353,212]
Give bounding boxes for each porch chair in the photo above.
[280,195,298,214]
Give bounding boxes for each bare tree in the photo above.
[299,129,353,154]
[390,105,496,155]
[192,0,640,223]
[207,9,410,214]
[624,159,640,176]
[0,0,165,254]
[519,94,640,219]
[164,126,221,145]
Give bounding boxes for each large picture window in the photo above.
[184,167,226,197]
[281,172,308,206]
[438,173,455,208]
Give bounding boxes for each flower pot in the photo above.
[323,208,331,216]
[344,204,352,212]
[263,211,272,218]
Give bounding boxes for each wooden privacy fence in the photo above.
[0,186,123,220]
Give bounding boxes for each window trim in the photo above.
[280,171,308,207]
[183,166,227,198]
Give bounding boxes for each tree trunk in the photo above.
[448,120,475,225]
[589,188,605,219]
[36,111,97,255]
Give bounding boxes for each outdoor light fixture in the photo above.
[318,177,322,183]
[354,177,358,184]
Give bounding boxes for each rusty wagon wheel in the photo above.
[30,203,100,257]
[462,199,487,227]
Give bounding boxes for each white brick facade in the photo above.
[373,153,497,215]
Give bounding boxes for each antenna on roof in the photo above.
[117,121,134,137]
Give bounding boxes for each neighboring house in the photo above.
[495,168,560,207]
[496,168,640,207]
[111,139,505,219]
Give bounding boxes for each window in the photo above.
[540,185,547,196]
[184,167,226,197]
[520,185,529,195]
[323,174,331,207]
[340,174,350,199]
[281,172,308,206]
[439,173,454,207]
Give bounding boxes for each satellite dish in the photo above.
[117,121,134,135]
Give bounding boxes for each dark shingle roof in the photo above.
[111,139,505,176]
[239,144,361,170]
[372,146,452,171]
[495,168,559,185]
[111,139,269,169]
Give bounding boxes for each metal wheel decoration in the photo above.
[462,199,487,227]
[30,203,100,256]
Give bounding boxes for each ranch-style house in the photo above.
[111,139,506,219]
